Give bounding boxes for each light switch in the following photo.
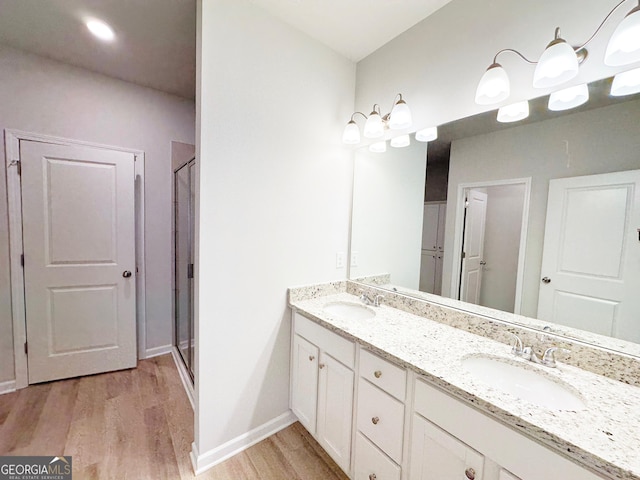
[336,252,345,269]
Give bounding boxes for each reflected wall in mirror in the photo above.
[349,83,640,352]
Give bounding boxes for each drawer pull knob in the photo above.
[369,475,377,480]
[465,467,476,480]
[319,363,325,369]
[374,370,382,378]
[371,416,379,425]
[308,355,315,361]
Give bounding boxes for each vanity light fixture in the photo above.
[369,141,387,153]
[475,0,640,105]
[605,1,640,66]
[611,66,640,95]
[533,28,580,89]
[342,93,412,145]
[415,126,438,142]
[548,83,589,111]
[497,101,529,123]
[390,134,410,148]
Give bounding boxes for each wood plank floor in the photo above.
[0,355,349,480]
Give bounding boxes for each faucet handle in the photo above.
[508,333,524,356]
[541,347,570,367]
[374,294,384,307]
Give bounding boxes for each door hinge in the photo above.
[20,254,24,267]
[17,160,21,175]
[462,251,466,259]
[24,342,28,355]
[187,263,194,279]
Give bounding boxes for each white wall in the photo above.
[350,142,427,287]
[355,0,632,133]
[195,0,355,469]
[0,45,195,382]
[479,184,526,313]
[443,99,640,317]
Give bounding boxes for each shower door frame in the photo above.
[173,157,195,382]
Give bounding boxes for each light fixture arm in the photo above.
[576,0,635,50]
[350,111,368,122]
[493,48,537,65]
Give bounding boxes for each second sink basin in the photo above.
[461,355,586,411]
[323,301,376,320]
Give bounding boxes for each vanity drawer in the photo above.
[354,432,401,480]
[360,348,406,401]
[357,378,404,463]
[295,312,355,369]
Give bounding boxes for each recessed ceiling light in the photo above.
[86,19,115,42]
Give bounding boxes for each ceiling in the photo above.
[250,0,456,62]
[0,0,454,99]
[0,0,197,99]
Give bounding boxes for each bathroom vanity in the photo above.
[289,282,640,480]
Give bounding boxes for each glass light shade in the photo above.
[369,141,387,153]
[388,100,412,130]
[415,126,438,142]
[611,67,640,96]
[548,84,589,111]
[475,63,510,105]
[390,134,410,148]
[533,39,579,89]
[497,101,529,123]
[605,7,640,66]
[363,112,384,138]
[342,120,360,144]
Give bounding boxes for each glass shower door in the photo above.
[175,159,195,380]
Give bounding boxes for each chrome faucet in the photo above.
[359,291,384,307]
[509,333,569,368]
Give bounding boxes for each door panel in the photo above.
[21,141,136,384]
[291,334,319,434]
[538,170,640,342]
[460,190,488,304]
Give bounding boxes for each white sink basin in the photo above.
[323,302,376,320]
[461,355,586,411]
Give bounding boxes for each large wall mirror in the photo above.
[349,77,640,357]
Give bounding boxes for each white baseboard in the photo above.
[190,411,297,475]
[0,379,16,396]
[143,344,173,359]
[170,347,194,410]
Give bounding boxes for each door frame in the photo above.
[4,129,146,389]
[449,177,531,314]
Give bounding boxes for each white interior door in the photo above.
[460,190,488,304]
[538,170,640,342]
[21,140,137,384]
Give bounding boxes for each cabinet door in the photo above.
[317,352,354,474]
[434,253,444,296]
[422,204,440,250]
[420,251,437,293]
[410,414,484,480]
[437,204,447,251]
[291,334,319,434]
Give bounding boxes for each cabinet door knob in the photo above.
[369,474,377,480]
[371,416,379,425]
[308,355,315,361]
[122,270,132,278]
[319,363,325,369]
[374,370,382,378]
[465,467,476,479]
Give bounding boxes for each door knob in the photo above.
[122,271,132,278]
[479,261,487,266]
[542,277,551,284]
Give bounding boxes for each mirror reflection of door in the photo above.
[538,169,640,342]
[458,184,527,312]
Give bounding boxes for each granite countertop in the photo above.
[290,292,640,480]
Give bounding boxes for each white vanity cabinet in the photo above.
[291,313,355,474]
[412,379,606,480]
[354,349,407,480]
